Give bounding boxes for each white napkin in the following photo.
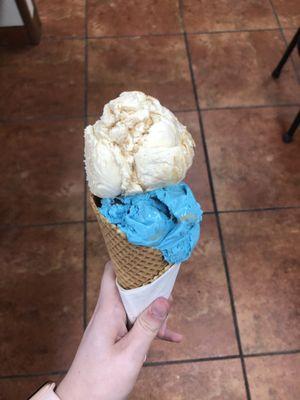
[116,263,181,323]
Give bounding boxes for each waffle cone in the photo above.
[90,194,171,289]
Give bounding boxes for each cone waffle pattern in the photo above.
[90,194,171,289]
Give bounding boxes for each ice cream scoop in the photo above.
[99,182,203,265]
[84,91,195,198]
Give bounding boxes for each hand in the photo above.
[56,261,182,400]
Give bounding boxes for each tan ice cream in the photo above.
[84,91,195,198]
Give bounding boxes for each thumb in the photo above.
[124,297,170,362]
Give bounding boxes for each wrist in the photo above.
[56,378,75,400]
[56,373,87,400]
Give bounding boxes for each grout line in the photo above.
[268,0,300,83]
[201,103,300,112]
[173,108,199,113]
[0,37,84,48]
[178,1,252,398]
[245,349,300,358]
[0,26,283,46]
[87,28,280,41]
[42,35,85,41]
[202,210,216,215]
[0,103,300,125]
[0,115,84,124]
[2,349,298,380]
[144,354,240,368]
[0,26,295,48]
[36,35,85,42]
[0,370,67,381]
[202,205,300,217]
[0,220,84,229]
[2,205,299,230]
[86,109,198,121]
[87,32,183,40]
[0,110,196,125]
[82,0,89,330]
[87,218,97,223]
[187,27,281,36]
[0,26,289,50]
[1,104,299,125]
[216,205,300,214]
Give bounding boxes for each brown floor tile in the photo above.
[0,119,84,225]
[88,36,195,114]
[0,375,63,400]
[246,354,300,399]
[0,40,84,119]
[203,107,300,210]
[183,0,277,32]
[148,214,237,361]
[0,224,83,375]
[221,209,300,353]
[176,111,213,211]
[189,31,299,108]
[86,222,110,320]
[36,0,84,37]
[88,0,181,37]
[272,0,300,28]
[131,359,246,399]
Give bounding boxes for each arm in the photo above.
[29,261,182,400]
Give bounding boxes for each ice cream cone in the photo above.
[90,194,171,289]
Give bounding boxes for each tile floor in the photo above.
[0,1,299,399]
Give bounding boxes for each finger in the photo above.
[89,260,127,343]
[157,319,168,337]
[157,327,183,343]
[157,319,183,343]
[121,297,170,363]
[96,260,119,310]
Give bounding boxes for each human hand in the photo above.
[56,261,182,400]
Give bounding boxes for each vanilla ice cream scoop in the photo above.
[84,91,195,198]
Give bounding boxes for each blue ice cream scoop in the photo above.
[99,182,203,265]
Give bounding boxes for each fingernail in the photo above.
[150,298,169,319]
